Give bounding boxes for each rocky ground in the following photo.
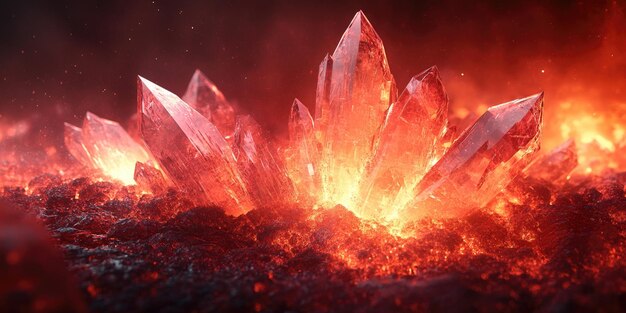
[1,172,625,312]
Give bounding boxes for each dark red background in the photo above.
[0,0,624,138]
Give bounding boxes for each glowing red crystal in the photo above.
[356,66,449,220]
[182,69,238,140]
[233,115,295,206]
[525,139,578,182]
[314,11,397,206]
[65,112,152,184]
[134,161,169,194]
[64,122,94,168]
[138,76,252,215]
[404,92,544,218]
[284,99,320,200]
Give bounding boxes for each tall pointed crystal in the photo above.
[284,99,320,199]
[80,112,152,184]
[138,76,252,215]
[64,122,94,168]
[314,54,333,144]
[314,11,397,206]
[233,115,295,206]
[525,139,577,182]
[404,92,544,218]
[356,66,449,220]
[182,69,238,140]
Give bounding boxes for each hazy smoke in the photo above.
[0,0,624,148]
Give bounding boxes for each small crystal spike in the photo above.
[404,92,544,218]
[81,112,152,184]
[134,161,169,194]
[138,76,252,215]
[182,69,237,140]
[314,11,397,206]
[284,99,320,199]
[356,66,449,220]
[64,122,94,168]
[233,115,295,206]
[314,54,333,144]
[525,139,577,182]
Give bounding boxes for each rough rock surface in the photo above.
[1,172,625,313]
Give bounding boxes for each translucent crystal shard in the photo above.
[79,112,152,184]
[284,99,320,199]
[233,115,295,206]
[138,76,252,215]
[134,161,169,194]
[525,139,578,182]
[182,69,237,140]
[64,123,94,168]
[314,11,397,206]
[314,54,333,144]
[356,66,449,220]
[404,92,544,218]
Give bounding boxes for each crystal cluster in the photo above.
[65,11,544,221]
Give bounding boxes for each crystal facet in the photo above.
[284,99,320,199]
[65,113,152,184]
[134,161,169,194]
[233,115,295,206]
[314,11,397,206]
[404,93,544,218]
[356,66,449,220]
[182,69,238,140]
[64,122,94,168]
[138,76,252,214]
[525,139,578,182]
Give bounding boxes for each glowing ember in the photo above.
[65,112,152,184]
